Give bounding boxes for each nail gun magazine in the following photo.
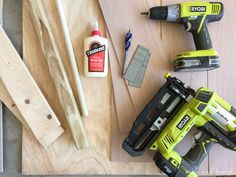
[123,73,236,177]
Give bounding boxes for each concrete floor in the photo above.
[0,0,231,177]
[2,0,23,176]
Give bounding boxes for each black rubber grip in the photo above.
[149,6,168,20]
[208,2,224,23]
[231,106,236,117]
[153,132,214,177]
[192,22,212,50]
[183,132,215,171]
[190,2,224,50]
[154,151,187,177]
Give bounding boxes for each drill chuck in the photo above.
[149,6,168,20]
[142,6,168,20]
[141,5,180,21]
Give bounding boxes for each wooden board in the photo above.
[0,26,64,148]
[22,0,236,175]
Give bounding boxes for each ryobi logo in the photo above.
[190,6,206,12]
[177,115,190,130]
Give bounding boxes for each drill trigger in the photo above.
[184,22,192,31]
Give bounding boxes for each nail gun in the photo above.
[141,1,224,72]
[123,73,236,177]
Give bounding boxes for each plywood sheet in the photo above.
[22,0,236,175]
[100,0,207,172]
[23,0,111,174]
[107,30,137,135]
[208,1,236,174]
[99,0,169,134]
[108,31,155,162]
[99,0,208,135]
[101,0,236,175]
[22,0,160,175]
[107,29,208,174]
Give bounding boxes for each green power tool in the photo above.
[141,1,224,72]
[123,73,236,177]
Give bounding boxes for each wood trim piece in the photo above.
[28,0,88,149]
[55,0,88,117]
[0,26,64,148]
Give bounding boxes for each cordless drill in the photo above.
[123,73,236,177]
[141,1,224,72]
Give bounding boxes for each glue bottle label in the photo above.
[86,42,105,72]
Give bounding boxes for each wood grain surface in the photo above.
[107,30,137,134]
[0,0,34,140]
[100,0,169,134]
[100,0,208,134]
[107,29,208,174]
[55,0,89,117]
[0,25,64,148]
[101,0,236,175]
[100,0,208,173]
[22,0,236,175]
[28,0,88,150]
[22,0,160,175]
[207,1,236,174]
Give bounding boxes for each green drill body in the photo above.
[142,1,224,71]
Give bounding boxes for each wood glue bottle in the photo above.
[84,22,108,77]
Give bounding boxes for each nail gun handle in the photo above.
[183,131,216,172]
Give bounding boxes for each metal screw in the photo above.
[47,114,52,120]
[25,99,30,104]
